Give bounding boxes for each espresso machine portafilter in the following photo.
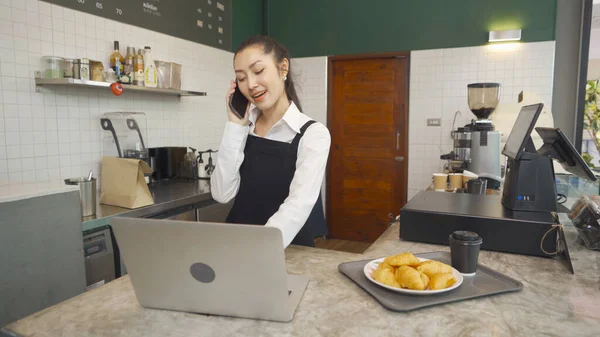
[441,128,471,173]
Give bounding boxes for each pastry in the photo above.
[371,261,394,280]
[383,252,421,267]
[417,260,453,278]
[370,253,460,292]
[395,266,428,290]
[373,267,400,288]
[378,261,394,271]
[429,273,456,290]
[420,271,430,289]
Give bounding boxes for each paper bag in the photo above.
[100,156,154,209]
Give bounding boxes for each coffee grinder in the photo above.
[466,83,502,188]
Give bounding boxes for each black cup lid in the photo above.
[452,231,480,241]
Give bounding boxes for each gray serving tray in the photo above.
[338,251,523,312]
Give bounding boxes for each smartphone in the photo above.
[229,80,249,119]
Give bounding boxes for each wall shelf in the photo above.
[34,76,207,97]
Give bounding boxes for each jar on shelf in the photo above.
[63,58,74,78]
[41,56,64,79]
[79,58,90,81]
[73,59,80,79]
[103,68,118,82]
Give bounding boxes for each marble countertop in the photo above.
[0,181,79,203]
[4,223,600,337]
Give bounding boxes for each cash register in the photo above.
[400,103,597,258]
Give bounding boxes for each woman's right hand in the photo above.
[226,80,250,125]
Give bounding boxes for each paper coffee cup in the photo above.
[433,173,448,191]
[449,231,482,276]
[462,173,477,186]
[449,173,463,190]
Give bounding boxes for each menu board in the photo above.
[42,0,232,51]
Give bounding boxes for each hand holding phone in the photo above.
[227,80,250,123]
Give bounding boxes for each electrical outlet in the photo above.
[427,118,441,126]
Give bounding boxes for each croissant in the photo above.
[383,252,421,267]
[395,266,428,290]
[373,267,400,288]
[420,271,430,289]
[371,261,395,280]
[429,273,456,290]
[378,261,395,272]
[417,260,453,278]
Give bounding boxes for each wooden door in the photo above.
[327,55,409,242]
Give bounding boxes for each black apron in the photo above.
[225,120,328,247]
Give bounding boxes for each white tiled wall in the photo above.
[293,56,328,209]
[0,0,232,186]
[293,57,328,125]
[407,41,556,200]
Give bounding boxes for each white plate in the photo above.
[364,257,463,295]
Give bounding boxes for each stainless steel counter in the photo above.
[81,179,214,232]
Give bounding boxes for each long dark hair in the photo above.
[234,35,303,112]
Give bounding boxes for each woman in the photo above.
[211,35,331,248]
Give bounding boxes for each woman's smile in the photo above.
[251,90,267,102]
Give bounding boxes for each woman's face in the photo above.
[234,45,288,111]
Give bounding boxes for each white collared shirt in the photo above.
[211,102,331,247]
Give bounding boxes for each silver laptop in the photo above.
[110,217,309,322]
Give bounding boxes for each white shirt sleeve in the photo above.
[264,123,331,248]
[210,121,249,203]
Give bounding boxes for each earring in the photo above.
[284,75,287,81]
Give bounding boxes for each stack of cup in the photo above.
[448,173,463,191]
[462,171,478,187]
[433,173,448,191]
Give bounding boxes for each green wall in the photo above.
[232,0,265,52]
[267,0,557,57]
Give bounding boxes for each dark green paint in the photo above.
[266,0,557,57]
[232,0,265,51]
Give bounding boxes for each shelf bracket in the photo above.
[34,71,43,93]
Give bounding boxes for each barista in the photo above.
[211,35,331,248]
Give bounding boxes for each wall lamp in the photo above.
[488,29,522,42]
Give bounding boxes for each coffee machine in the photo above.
[442,83,502,188]
[441,126,471,172]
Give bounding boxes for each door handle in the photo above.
[395,156,405,162]
[396,130,400,150]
